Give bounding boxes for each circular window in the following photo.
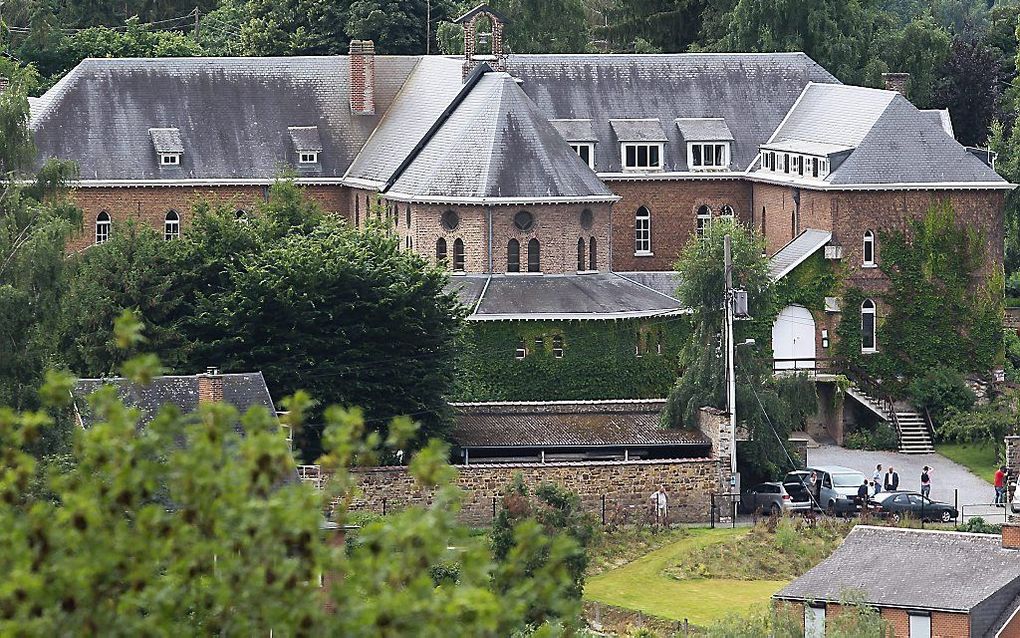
[514,210,534,231]
[580,208,594,230]
[441,209,460,231]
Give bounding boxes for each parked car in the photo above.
[1012,476,1020,514]
[739,481,813,515]
[783,466,868,515]
[870,491,958,523]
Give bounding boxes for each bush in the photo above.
[957,516,1002,534]
[908,367,976,423]
[844,422,899,451]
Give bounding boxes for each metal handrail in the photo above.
[844,362,903,441]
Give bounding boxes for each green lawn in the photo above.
[936,442,998,483]
[584,528,787,626]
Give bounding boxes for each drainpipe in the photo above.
[486,206,493,274]
[607,204,613,272]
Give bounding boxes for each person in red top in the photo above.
[995,466,1007,506]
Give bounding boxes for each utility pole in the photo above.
[193,7,199,39]
[724,234,737,478]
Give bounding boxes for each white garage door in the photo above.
[772,305,816,370]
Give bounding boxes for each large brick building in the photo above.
[28,4,1011,364]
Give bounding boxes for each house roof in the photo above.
[73,372,277,429]
[385,71,615,204]
[449,399,709,448]
[288,126,323,152]
[447,273,683,320]
[149,127,184,154]
[775,526,1020,612]
[610,118,669,142]
[675,118,734,141]
[550,119,598,142]
[769,229,832,279]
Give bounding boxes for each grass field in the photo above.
[584,528,787,626]
[936,442,998,484]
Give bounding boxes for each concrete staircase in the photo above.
[845,383,934,454]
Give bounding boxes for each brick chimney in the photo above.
[349,40,375,116]
[882,73,910,99]
[197,367,224,404]
[1003,523,1020,550]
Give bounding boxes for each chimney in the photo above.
[198,367,224,404]
[1003,523,1020,550]
[882,73,910,99]
[349,40,375,116]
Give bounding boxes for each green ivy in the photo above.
[772,251,841,317]
[452,318,691,401]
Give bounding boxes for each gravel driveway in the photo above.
[807,445,1003,521]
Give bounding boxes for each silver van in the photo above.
[783,465,868,515]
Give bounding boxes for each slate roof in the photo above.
[769,229,832,279]
[450,400,709,447]
[73,372,276,429]
[31,56,418,182]
[550,119,598,142]
[775,526,1020,613]
[288,126,323,151]
[675,118,734,141]
[610,118,668,142]
[386,71,615,203]
[616,271,681,298]
[149,127,184,153]
[448,273,683,320]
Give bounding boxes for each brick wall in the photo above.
[197,372,223,403]
[344,457,726,525]
[607,178,751,271]
[782,601,970,637]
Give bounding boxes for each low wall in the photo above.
[345,457,726,526]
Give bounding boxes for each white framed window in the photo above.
[696,204,712,239]
[298,151,319,164]
[552,335,564,359]
[908,613,931,638]
[862,230,876,267]
[453,238,465,271]
[805,604,825,638]
[622,143,663,170]
[689,142,729,170]
[819,158,830,177]
[159,153,180,166]
[782,153,790,174]
[634,206,651,255]
[861,299,877,353]
[811,157,819,178]
[95,211,111,245]
[515,337,527,360]
[570,143,595,169]
[720,204,735,220]
[164,210,180,240]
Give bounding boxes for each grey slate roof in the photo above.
[769,229,832,279]
[506,53,839,173]
[149,127,184,153]
[675,118,734,141]
[448,273,683,320]
[775,526,1020,613]
[73,372,276,429]
[616,271,681,298]
[610,118,668,142]
[550,119,598,142]
[288,126,323,151]
[920,108,955,138]
[386,71,615,203]
[31,56,418,181]
[450,400,708,447]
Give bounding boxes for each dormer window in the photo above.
[299,151,319,164]
[688,142,729,170]
[288,126,323,167]
[159,153,180,166]
[622,143,663,170]
[550,119,598,170]
[149,127,184,168]
[611,119,667,172]
[676,118,734,172]
[570,143,595,169]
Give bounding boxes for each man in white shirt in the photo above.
[650,485,668,525]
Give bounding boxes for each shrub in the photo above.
[958,516,1002,534]
[908,367,976,424]
[844,422,899,451]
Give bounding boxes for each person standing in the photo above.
[884,466,899,492]
[650,485,668,524]
[872,464,883,496]
[920,466,932,498]
[857,480,870,512]
[995,466,1006,506]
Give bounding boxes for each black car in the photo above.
[869,491,958,523]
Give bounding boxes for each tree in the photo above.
[0,315,582,635]
[876,16,951,108]
[486,0,589,53]
[662,220,815,480]
[934,37,1003,145]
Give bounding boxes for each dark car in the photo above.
[739,482,813,515]
[870,491,958,523]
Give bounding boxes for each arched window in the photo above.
[861,299,877,353]
[527,238,540,272]
[164,210,180,240]
[405,205,411,228]
[577,238,586,271]
[863,230,875,266]
[635,206,651,254]
[720,205,735,220]
[95,211,111,245]
[436,238,448,264]
[507,239,520,272]
[589,237,597,271]
[453,238,465,271]
[791,210,797,238]
[696,205,711,239]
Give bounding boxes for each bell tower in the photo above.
[454,4,510,80]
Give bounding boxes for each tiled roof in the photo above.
[448,273,683,320]
[675,118,734,141]
[73,372,276,429]
[288,126,323,151]
[610,118,668,142]
[769,229,831,279]
[550,119,598,142]
[775,526,1020,617]
[149,127,183,153]
[450,400,709,447]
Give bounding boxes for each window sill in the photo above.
[622,167,664,172]
[451,270,467,276]
[634,251,654,257]
[576,269,599,274]
[861,263,878,269]
[504,271,543,276]
[861,348,877,355]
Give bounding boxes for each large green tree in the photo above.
[934,37,1004,145]
[875,16,951,108]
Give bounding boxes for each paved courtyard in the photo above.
[807,444,1004,521]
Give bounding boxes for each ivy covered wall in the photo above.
[452,317,692,402]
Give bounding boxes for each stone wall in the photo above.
[1007,437,1020,479]
[345,457,726,525]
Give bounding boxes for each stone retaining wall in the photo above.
[345,457,726,526]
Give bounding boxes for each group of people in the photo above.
[854,464,935,504]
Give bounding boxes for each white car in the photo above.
[1012,476,1020,514]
